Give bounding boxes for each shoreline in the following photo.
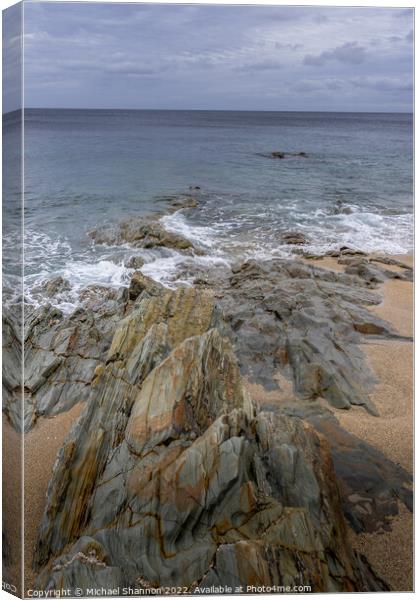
[17,248,413,592]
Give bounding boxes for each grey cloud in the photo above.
[304,42,367,67]
[274,42,303,51]
[104,62,164,77]
[3,4,23,112]
[352,76,413,92]
[235,59,284,72]
[291,78,345,94]
[19,3,413,112]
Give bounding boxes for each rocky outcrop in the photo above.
[3,243,411,592]
[209,258,405,414]
[339,256,413,283]
[128,271,164,301]
[2,308,22,430]
[3,284,130,432]
[88,217,200,253]
[33,286,387,593]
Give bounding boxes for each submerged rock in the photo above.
[269,151,308,159]
[153,193,199,211]
[169,194,198,209]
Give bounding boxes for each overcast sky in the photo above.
[5,2,414,112]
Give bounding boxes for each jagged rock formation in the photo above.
[2,212,412,593]
[11,289,127,432]
[2,308,22,429]
[4,275,162,432]
[34,286,387,593]
[208,258,408,414]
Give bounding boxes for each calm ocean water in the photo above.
[3,109,414,310]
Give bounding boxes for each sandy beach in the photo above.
[2,417,23,595]
[304,253,413,591]
[23,403,84,592]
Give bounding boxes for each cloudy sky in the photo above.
[6,2,414,112]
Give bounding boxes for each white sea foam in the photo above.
[19,200,413,316]
[62,259,130,288]
[302,211,413,255]
[24,228,72,270]
[141,252,230,286]
[160,212,218,251]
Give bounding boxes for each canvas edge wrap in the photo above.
[3,1,24,597]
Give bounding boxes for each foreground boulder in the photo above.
[33,286,387,593]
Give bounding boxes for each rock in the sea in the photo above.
[41,276,72,298]
[33,286,387,593]
[153,193,199,211]
[269,151,307,159]
[169,194,198,209]
[124,255,145,269]
[89,217,200,253]
[281,231,308,245]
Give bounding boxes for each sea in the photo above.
[3,109,414,312]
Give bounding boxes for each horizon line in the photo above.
[3,107,414,116]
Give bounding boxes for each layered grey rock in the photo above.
[2,242,411,592]
[209,258,408,414]
[33,288,387,592]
